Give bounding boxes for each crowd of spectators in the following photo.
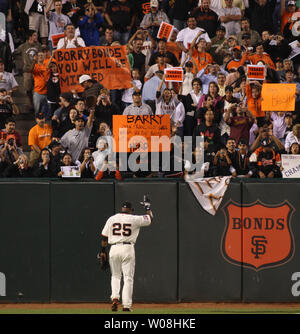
[0,0,300,180]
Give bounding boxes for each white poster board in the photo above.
[281,154,300,178]
[61,166,81,178]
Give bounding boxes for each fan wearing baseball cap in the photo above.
[78,74,103,100]
[226,45,244,71]
[140,0,170,38]
[60,105,95,162]
[209,26,226,65]
[28,111,53,167]
[280,0,299,33]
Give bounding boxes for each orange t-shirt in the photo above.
[241,52,275,70]
[246,83,264,118]
[226,59,244,71]
[31,61,50,95]
[166,41,182,63]
[28,123,52,150]
[192,51,213,73]
[281,10,300,32]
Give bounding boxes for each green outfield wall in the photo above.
[0,179,299,303]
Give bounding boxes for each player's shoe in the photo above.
[123,307,132,312]
[111,299,119,312]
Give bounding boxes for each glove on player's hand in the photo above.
[140,195,151,211]
[97,252,109,270]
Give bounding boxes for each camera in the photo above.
[7,138,14,146]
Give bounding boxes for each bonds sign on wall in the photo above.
[222,200,295,271]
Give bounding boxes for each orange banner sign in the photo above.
[157,22,174,42]
[113,115,171,152]
[261,83,296,111]
[164,67,184,82]
[54,46,132,93]
[247,65,265,80]
[51,33,65,48]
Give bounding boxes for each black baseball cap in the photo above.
[238,138,248,145]
[60,92,73,102]
[225,85,233,92]
[132,91,142,96]
[217,26,226,32]
[122,201,133,209]
[74,115,85,121]
[185,61,193,67]
[48,140,62,149]
[35,111,45,119]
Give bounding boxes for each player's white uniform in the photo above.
[101,213,152,309]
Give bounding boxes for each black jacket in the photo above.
[52,117,75,138]
[3,164,33,178]
[248,0,276,34]
[263,39,292,63]
[192,122,221,152]
[32,161,59,177]
[94,102,120,128]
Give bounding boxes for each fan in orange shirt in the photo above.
[245,80,265,127]
[28,111,53,166]
[191,38,213,73]
[241,43,275,70]
[29,51,51,114]
[280,0,300,32]
[226,45,244,72]
[166,29,182,64]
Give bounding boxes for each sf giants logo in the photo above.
[221,200,295,271]
[142,2,150,14]
[251,236,267,259]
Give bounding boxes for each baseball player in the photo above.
[99,196,153,312]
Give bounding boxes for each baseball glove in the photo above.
[140,194,151,210]
[97,251,109,271]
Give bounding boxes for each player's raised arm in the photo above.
[140,195,153,222]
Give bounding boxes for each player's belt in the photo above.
[111,242,133,245]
